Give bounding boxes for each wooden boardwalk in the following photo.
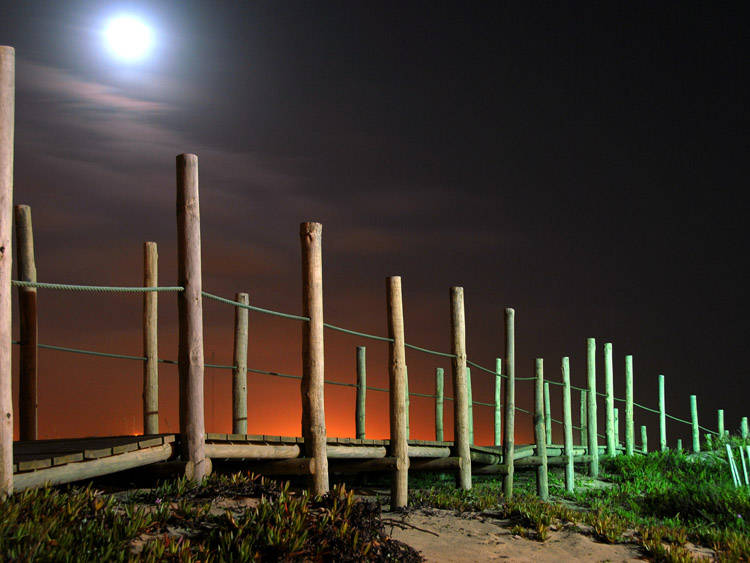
[12,433,594,492]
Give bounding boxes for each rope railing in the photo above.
[11,280,184,293]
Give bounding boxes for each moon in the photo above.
[104,16,153,62]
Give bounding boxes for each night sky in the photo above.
[1,2,748,447]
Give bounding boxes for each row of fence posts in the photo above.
[1,45,748,497]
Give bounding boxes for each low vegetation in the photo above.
[2,435,749,561]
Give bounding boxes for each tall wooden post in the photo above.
[450,287,471,490]
[561,357,574,493]
[467,366,473,445]
[604,342,615,457]
[659,375,667,452]
[742,417,749,440]
[641,425,648,453]
[355,346,366,439]
[534,359,548,500]
[300,222,329,496]
[690,395,699,453]
[0,46,15,495]
[586,338,598,477]
[176,154,207,482]
[232,292,249,435]
[614,407,620,450]
[387,276,409,507]
[718,409,724,438]
[502,308,515,498]
[494,358,502,446]
[142,241,159,435]
[435,367,444,441]
[15,205,37,440]
[625,355,634,456]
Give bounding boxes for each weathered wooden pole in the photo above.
[614,407,620,450]
[142,241,159,435]
[0,46,15,496]
[690,395,700,453]
[15,205,37,440]
[450,287,471,490]
[742,417,749,440]
[300,222,329,496]
[467,366,473,445]
[641,425,648,453]
[718,409,724,439]
[435,367,444,441]
[677,438,682,451]
[232,292,249,435]
[534,359,548,500]
[494,358,502,446]
[580,390,588,447]
[355,346,366,439]
[544,381,552,445]
[502,308,515,498]
[625,355,634,456]
[561,357,574,493]
[659,375,667,452]
[604,342,615,457]
[387,276,409,507]
[176,154,207,482]
[586,338,599,477]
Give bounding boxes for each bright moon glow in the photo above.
[104,16,153,61]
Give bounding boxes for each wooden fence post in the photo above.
[232,292,249,435]
[15,205,37,440]
[742,417,748,439]
[467,366,473,445]
[502,308,515,498]
[450,287,471,490]
[494,358,502,446]
[580,390,587,447]
[544,381,552,445]
[0,46,15,495]
[718,409,724,438]
[300,222,329,496]
[435,367,444,441]
[604,342,615,457]
[677,438,682,451]
[176,154,207,482]
[143,241,159,435]
[387,276,409,507]
[641,426,648,453]
[356,346,366,439]
[659,374,667,452]
[534,359,548,500]
[614,407,620,450]
[586,338,599,477]
[625,355,634,456]
[561,357,574,493]
[690,395,699,453]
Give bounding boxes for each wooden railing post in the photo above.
[467,366,473,445]
[232,292,249,435]
[580,390,588,448]
[614,407,620,450]
[15,205,37,440]
[494,358,502,446]
[544,381,552,445]
[742,417,749,439]
[300,222,329,496]
[604,342,615,456]
[625,355,634,456]
[586,338,599,477]
[690,395,699,453]
[387,276,409,507]
[561,357,574,493]
[502,308,515,498]
[450,287,471,490]
[0,45,15,495]
[718,409,724,438]
[641,425,648,453]
[355,346,366,439]
[143,241,159,435]
[176,154,207,482]
[435,367,444,441]
[659,375,667,452]
[534,359,548,500]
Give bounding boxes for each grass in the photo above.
[3,435,750,561]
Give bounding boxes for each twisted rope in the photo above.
[12,280,183,292]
